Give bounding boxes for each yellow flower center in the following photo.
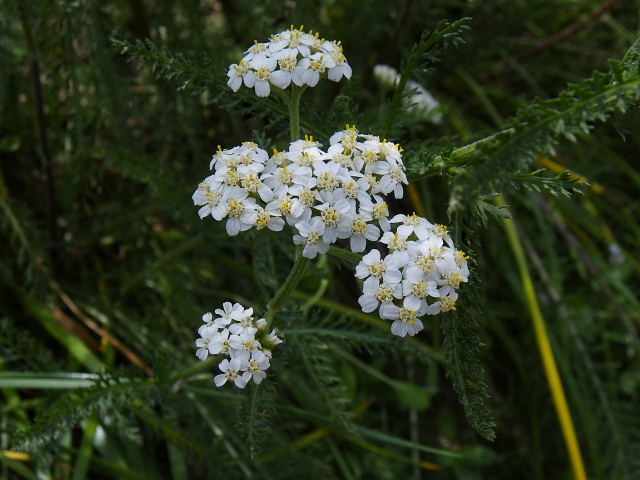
[227,199,244,218]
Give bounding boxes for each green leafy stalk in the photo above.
[288,86,303,141]
[267,250,309,312]
[384,17,471,137]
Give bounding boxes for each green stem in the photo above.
[267,250,309,312]
[327,246,362,264]
[288,86,302,141]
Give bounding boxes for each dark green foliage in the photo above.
[442,297,496,441]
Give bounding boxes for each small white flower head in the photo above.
[383,297,426,337]
[390,213,433,240]
[214,358,251,388]
[314,190,355,244]
[354,249,402,284]
[358,277,402,314]
[380,225,415,266]
[246,350,271,385]
[196,302,282,389]
[214,302,244,326]
[226,26,351,97]
[195,330,215,361]
[354,219,470,338]
[192,176,228,221]
[337,213,380,253]
[293,217,330,259]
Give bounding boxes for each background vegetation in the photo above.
[1,0,639,478]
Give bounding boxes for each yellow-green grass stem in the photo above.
[496,194,587,480]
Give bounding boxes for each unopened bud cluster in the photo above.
[195,302,282,389]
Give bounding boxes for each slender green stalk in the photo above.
[288,85,303,141]
[496,194,587,480]
[267,250,309,312]
[327,246,362,264]
[264,86,310,315]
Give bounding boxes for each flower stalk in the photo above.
[267,248,310,312]
[288,85,303,141]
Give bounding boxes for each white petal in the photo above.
[243,71,257,87]
[358,294,379,313]
[404,295,422,311]
[255,80,271,97]
[269,217,285,231]
[226,218,241,236]
[350,235,366,253]
[380,303,399,319]
[271,70,291,89]
[228,76,242,92]
[391,320,408,337]
[302,244,318,258]
[213,374,228,387]
[383,269,402,284]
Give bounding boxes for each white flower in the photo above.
[381,297,427,337]
[246,350,271,385]
[247,204,285,232]
[327,45,352,82]
[192,177,227,220]
[337,213,380,253]
[245,55,278,97]
[195,330,214,361]
[358,277,402,314]
[267,329,283,346]
[373,163,408,199]
[380,226,415,266]
[213,358,251,388]
[337,172,370,204]
[197,312,218,337]
[271,192,305,224]
[230,330,261,352]
[314,161,343,192]
[288,183,317,222]
[314,191,354,244]
[390,213,432,239]
[293,217,330,259]
[402,267,439,312]
[228,308,256,335]
[226,27,351,97]
[209,329,231,355]
[329,125,359,147]
[354,249,402,284]
[427,292,458,315]
[271,48,299,89]
[227,61,253,92]
[262,164,312,192]
[359,195,390,231]
[432,224,454,247]
[224,188,258,236]
[214,302,244,326]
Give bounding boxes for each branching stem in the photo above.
[267,250,310,313]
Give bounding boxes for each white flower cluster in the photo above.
[192,126,409,258]
[195,302,283,389]
[372,64,442,124]
[355,214,470,337]
[227,26,352,97]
